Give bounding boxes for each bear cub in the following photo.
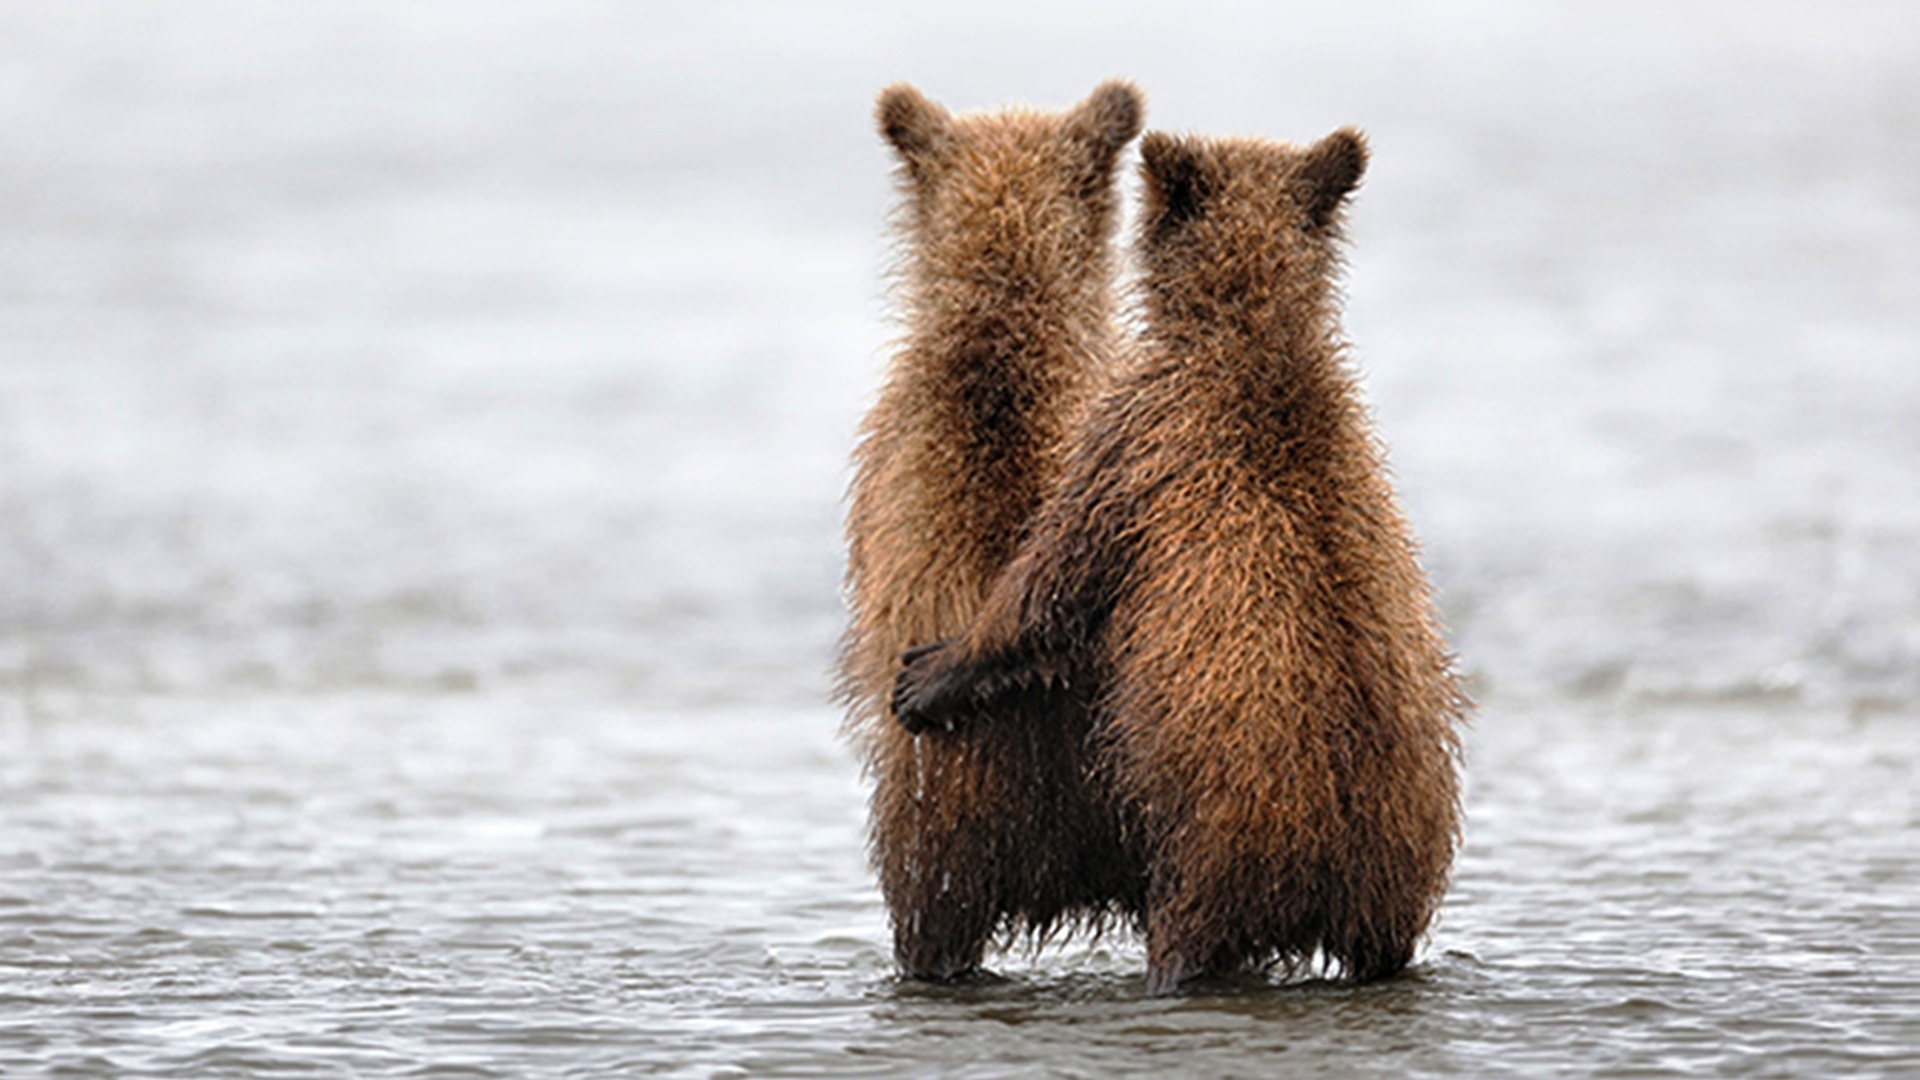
[894,129,1466,995]
[841,80,1146,981]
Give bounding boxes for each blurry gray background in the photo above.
[3,0,1917,711]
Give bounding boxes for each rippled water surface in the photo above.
[3,697,1915,1076]
[3,1,1918,1075]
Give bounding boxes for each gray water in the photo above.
[2,2,1917,1076]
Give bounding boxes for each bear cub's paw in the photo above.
[891,641,973,735]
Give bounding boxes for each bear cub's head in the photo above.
[876,81,1145,292]
[1137,128,1368,291]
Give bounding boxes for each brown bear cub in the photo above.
[840,80,1146,981]
[894,129,1466,994]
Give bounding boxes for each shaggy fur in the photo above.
[840,79,1146,980]
[894,129,1466,995]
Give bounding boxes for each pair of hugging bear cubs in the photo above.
[839,79,1467,996]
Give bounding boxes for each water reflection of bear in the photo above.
[846,82,1466,995]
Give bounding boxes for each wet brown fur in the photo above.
[894,129,1466,994]
[840,80,1146,979]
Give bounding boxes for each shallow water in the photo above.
[3,695,1914,1076]
[2,1,1918,1076]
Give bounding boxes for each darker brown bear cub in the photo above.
[894,129,1466,994]
[840,80,1146,981]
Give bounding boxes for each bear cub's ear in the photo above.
[1067,79,1146,164]
[1140,132,1211,238]
[1298,127,1368,228]
[876,83,951,172]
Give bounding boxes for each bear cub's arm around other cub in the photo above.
[890,410,1144,736]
